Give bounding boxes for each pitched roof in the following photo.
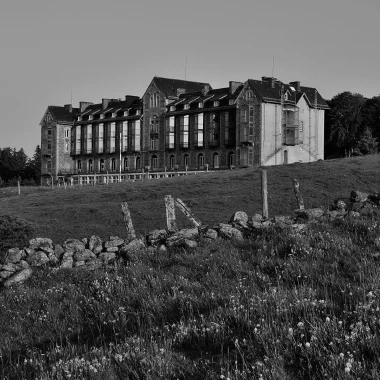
[153,76,210,98]
[247,79,329,109]
[48,106,79,123]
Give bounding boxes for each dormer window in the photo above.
[136,110,141,116]
[124,110,129,116]
[246,91,253,100]
[213,100,219,107]
[184,104,190,110]
[170,106,176,112]
[89,115,93,121]
[284,93,288,100]
[198,102,203,108]
[100,114,104,119]
[229,99,235,105]
[112,112,117,118]
[77,116,82,121]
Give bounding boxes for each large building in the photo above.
[40,75,329,183]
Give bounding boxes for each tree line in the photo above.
[0,146,41,186]
[325,92,380,158]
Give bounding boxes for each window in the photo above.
[194,113,203,147]
[136,110,141,116]
[131,120,141,152]
[198,102,203,108]
[47,141,51,150]
[241,106,248,123]
[136,157,141,170]
[170,105,176,112]
[184,154,189,168]
[198,154,204,169]
[47,128,52,136]
[75,126,81,154]
[223,111,233,145]
[166,116,175,149]
[86,125,92,154]
[213,153,219,168]
[107,123,116,153]
[179,115,189,148]
[282,107,300,145]
[150,137,159,150]
[208,113,219,147]
[77,160,82,171]
[213,100,219,107]
[111,158,116,172]
[123,110,129,116]
[122,122,128,152]
[100,114,104,119]
[228,152,235,167]
[99,159,105,172]
[184,104,190,110]
[229,99,235,105]
[150,117,159,134]
[97,124,104,153]
[170,155,175,169]
[47,160,52,171]
[155,93,160,107]
[246,91,253,100]
[89,159,93,172]
[65,128,69,138]
[123,157,129,171]
[65,143,69,152]
[151,155,158,169]
[299,121,303,132]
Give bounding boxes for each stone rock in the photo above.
[98,252,116,264]
[292,223,307,232]
[109,235,121,240]
[334,199,347,210]
[0,270,14,280]
[106,247,119,252]
[27,251,49,267]
[40,247,54,255]
[54,244,65,259]
[85,258,103,270]
[89,236,103,254]
[166,228,199,244]
[82,238,88,246]
[350,190,369,203]
[62,251,74,259]
[360,203,376,217]
[349,211,361,218]
[2,263,20,272]
[146,229,168,246]
[203,228,218,240]
[48,253,59,265]
[63,239,85,254]
[295,208,324,220]
[229,211,249,225]
[60,256,73,269]
[327,210,346,220]
[166,238,198,249]
[252,214,264,222]
[3,248,23,264]
[24,247,34,256]
[215,223,244,242]
[104,239,124,248]
[29,238,53,251]
[17,260,30,270]
[4,268,33,288]
[157,244,167,253]
[121,239,146,254]
[73,249,96,262]
[74,260,86,267]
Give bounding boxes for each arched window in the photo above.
[77,160,81,171]
[136,157,141,170]
[184,154,189,168]
[123,157,128,171]
[111,158,116,172]
[100,159,105,172]
[88,159,93,172]
[198,154,204,169]
[213,153,219,168]
[151,155,158,169]
[169,155,175,170]
[155,93,160,107]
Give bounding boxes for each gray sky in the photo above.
[1,0,379,157]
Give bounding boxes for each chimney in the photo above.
[202,84,210,96]
[125,95,140,105]
[229,81,243,94]
[176,88,186,96]
[262,76,278,88]
[289,81,301,92]
[64,104,72,113]
[102,98,111,111]
[79,101,93,113]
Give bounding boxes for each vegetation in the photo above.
[1,155,380,379]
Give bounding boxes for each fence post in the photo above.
[206,164,209,172]
[175,198,201,227]
[121,202,137,242]
[51,175,54,191]
[292,179,305,210]
[165,195,178,232]
[261,169,268,219]
[17,180,20,195]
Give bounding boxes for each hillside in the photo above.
[1,155,380,243]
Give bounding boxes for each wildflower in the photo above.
[339,353,344,359]
[305,342,311,348]
[338,321,343,326]
[297,321,304,328]
[367,291,374,298]
[288,328,294,336]
[345,366,351,373]
[326,317,330,323]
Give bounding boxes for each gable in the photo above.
[40,108,56,126]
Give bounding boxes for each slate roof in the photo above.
[78,97,142,117]
[247,79,329,109]
[48,106,79,123]
[153,77,210,98]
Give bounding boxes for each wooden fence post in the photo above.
[292,179,305,210]
[261,169,268,219]
[174,198,201,227]
[17,180,20,195]
[121,202,137,242]
[165,195,178,232]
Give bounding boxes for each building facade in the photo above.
[40,75,329,182]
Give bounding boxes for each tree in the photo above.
[354,128,378,155]
[326,92,366,157]
[361,95,380,143]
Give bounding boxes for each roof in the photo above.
[78,97,142,117]
[153,76,210,98]
[48,106,79,123]
[247,79,329,109]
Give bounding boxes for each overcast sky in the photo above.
[1,0,379,157]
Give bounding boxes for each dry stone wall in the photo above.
[1,188,379,288]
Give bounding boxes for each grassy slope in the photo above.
[0,154,380,243]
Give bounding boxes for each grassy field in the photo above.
[1,155,380,379]
[1,154,380,243]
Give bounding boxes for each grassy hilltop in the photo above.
[1,154,380,243]
[1,155,380,379]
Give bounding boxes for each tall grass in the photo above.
[1,212,380,379]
